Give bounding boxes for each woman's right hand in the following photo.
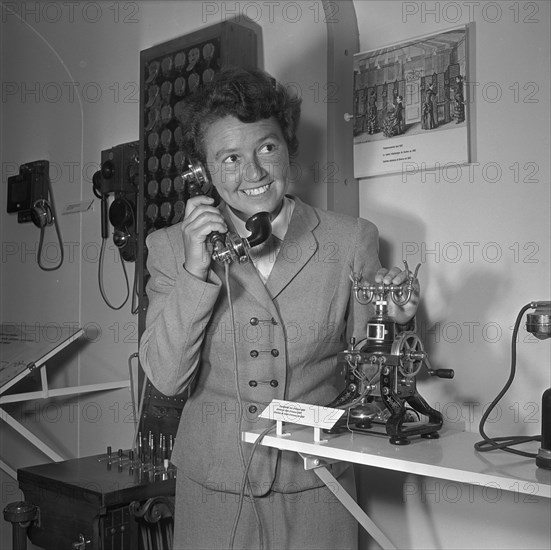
[180,195,228,280]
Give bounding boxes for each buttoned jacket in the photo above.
[139,196,381,496]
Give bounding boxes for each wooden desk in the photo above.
[243,426,551,549]
[16,452,175,550]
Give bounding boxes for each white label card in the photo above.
[259,399,345,430]
[62,199,94,215]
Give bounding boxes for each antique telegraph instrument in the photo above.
[328,261,454,445]
[182,159,272,264]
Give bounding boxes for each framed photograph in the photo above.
[352,25,470,178]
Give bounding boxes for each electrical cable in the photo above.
[230,423,276,550]
[98,237,131,310]
[133,367,150,455]
[474,303,541,458]
[122,196,139,315]
[36,215,64,271]
[131,260,140,315]
[224,262,265,550]
[128,352,139,433]
[36,175,64,271]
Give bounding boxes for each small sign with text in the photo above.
[260,399,345,431]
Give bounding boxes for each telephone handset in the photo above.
[182,159,272,264]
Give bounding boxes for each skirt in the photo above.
[172,467,359,550]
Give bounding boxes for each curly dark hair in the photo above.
[176,66,302,163]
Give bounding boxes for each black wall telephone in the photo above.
[6,160,64,271]
[92,142,139,311]
[181,159,272,264]
[92,142,139,262]
[7,160,53,226]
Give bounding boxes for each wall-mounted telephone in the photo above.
[93,142,139,262]
[181,159,272,264]
[6,160,64,271]
[92,142,139,311]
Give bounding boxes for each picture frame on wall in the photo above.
[352,25,470,178]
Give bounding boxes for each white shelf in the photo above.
[243,425,551,499]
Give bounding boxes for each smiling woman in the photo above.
[203,116,290,221]
[138,66,418,550]
[173,67,303,281]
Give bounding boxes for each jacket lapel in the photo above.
[211,198,320,306]
[211,203,275,310]
[266,197,319,299]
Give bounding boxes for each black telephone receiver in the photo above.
[182,159,272,264]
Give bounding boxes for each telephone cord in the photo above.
[98,237,130,310]
[131,261,139,314]
[224,262,265,550]
[474,303,541,457]
[127,352,139,437]
[36,214,64,271]
[36,175,64,271]
[231,423,277,550]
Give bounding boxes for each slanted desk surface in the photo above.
[0,323,83,390]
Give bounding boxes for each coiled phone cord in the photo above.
[224,262,267,550]
[474,303,541,458]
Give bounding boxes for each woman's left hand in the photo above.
[374,266,420,325]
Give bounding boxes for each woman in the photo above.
[139,67,418,550]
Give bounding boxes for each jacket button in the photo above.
[270,380,279,388]
[250,350,259,358]
[248,405,258,414]
[249,380,258,387]
[271,349,279,357]
[250,317,259,326]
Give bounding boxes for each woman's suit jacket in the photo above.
[139,196,381,496]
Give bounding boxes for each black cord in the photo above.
[37,214,64,271]
[37,175,64,271]
[98,238,130,310]
[131,260,140,315]
[126,196,139,315]
[474,303,541,458]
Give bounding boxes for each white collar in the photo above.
[227,196,295,241]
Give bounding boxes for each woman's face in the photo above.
[203,115,290,221]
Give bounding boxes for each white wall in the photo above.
[0,2,331,548]
[353,1,550,549]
